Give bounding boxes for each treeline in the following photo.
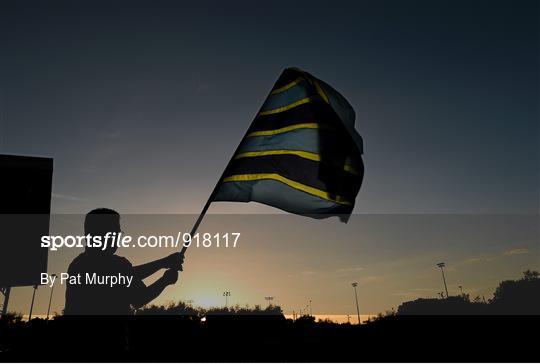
[135,301,283,316]
[395,270,540,316]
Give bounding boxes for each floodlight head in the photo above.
[352,282,358,287]
[436,262,446,268]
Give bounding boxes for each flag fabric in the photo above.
[213,67,364,221]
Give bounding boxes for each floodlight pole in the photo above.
[437,263,449,298]
[223,291,231,307]
[46,274,57,320]
[28,285,38,321]
[1,287,11,317]
[352,282,361,324]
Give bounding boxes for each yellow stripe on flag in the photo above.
[258,96,314,116]
[235,149,320,162]
[246,123,319,137]
[222,173,352,205]
[270,77,304,95]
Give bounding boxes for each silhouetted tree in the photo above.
[522,269,539,281]
[490,270,540,314]
[0,312,23,326]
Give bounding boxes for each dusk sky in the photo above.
[1,0,538,319]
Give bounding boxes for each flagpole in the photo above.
[179,178,222,255]
[180,91,272,256]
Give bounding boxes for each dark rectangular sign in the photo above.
[0,154,53,287]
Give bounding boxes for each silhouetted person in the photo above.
[64,208,183,315]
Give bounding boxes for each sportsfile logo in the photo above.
[40,232,241,251]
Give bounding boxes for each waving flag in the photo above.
[213,68,364,221]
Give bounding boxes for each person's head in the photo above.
[84,208,121,255]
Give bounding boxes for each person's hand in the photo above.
[162,252,184,271]
[162,269,178,285]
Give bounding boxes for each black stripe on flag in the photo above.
[223,154,364,202]
[249,100,341,132]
